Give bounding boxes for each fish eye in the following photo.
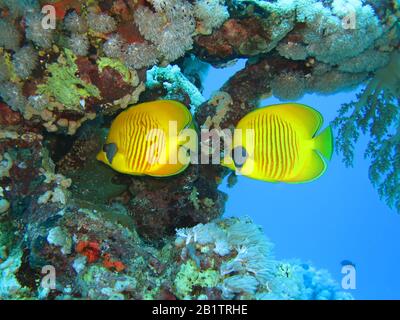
[232,146,247,168]
[103,143,118,164]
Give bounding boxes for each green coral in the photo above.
[0,51,18,82]
[97,57,131,83]
[174,260,220,299]
[189,187,200,210]
[36,49,100,110]
[333,50,400,211]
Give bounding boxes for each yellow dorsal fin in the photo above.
[125,100,193,131]
[262,103,323,137]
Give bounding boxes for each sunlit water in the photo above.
[203,60,400,300]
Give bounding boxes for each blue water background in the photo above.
[203,60,400,300]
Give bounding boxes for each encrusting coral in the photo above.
[0,0,399,300]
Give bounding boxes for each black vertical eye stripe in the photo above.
[103,143,118,164]
[233,146,247,168]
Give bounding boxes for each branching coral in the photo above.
[333,51,400,211]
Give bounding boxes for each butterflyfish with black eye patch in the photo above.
[97,100,195,177]
[222,103,334,183]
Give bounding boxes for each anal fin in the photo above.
[286,151,327,183]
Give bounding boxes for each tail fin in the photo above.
[314,126,334,160]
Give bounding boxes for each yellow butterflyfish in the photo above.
[97,100,194,176]
[222,103,334,183]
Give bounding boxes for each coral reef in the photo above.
[0,112,350,299]
[126,164,227,242]
[0,1,148,135]
[0,0,399,300]
[0,153,350,302]
[173,217,352,300]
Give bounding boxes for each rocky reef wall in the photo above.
[1,0,398,299]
